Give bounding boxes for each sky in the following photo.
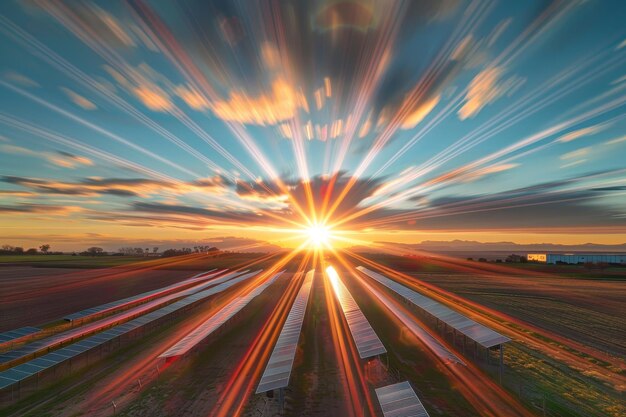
[0,0,625,252]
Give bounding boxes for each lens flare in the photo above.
[306,222,332,248]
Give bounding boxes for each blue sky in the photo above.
[0,0,625,251]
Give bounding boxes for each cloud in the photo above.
[236,171,387,221]
[174,84,210,111]
[235,180,288,203]
[3,71,39,87]
[556,123,609,143]
[60,87,97,110]
[119,202,279,231]
[560,147,591,160]
[0,190,36,197]
[3,167,623,238]
[355,170,626,231]
[400,95,440,129]
[0,145,94,169]
[605,135,626,146]
[458,66,524,120]
[456,163,519,182]
[104,64,174,112]
[98,172,388,231]
[133,83,173,111]
[55,151,94,167]
[0,203,83,215]
[560,159,586,169]
[1,175,228,198]
[211,78,305,125]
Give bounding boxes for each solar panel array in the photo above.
[159,271,284,359]
[375,381,430,417]
[256,270,314,394]
[64,269,220,322]
[0,270,262,391]
[357,267,510,348]
[326,267,386,359]
[0,270,250,366]
[0,327,40,345]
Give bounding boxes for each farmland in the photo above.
[0,252,624,417]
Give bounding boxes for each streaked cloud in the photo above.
[174,85,210,111]
[104,64,174,112]
[561,147,591,160]
[556,123,609,143]
[211,79,304,125]
[604,135,626,146]
[0,203,84,215]
[3,71,39,87]
[0,145,94,169]
[60,87,97,110]
[1,175,229,198]
[560,159,587,169]
[401,95,440,129]
[459,66,524,120]
[132,83,173,112]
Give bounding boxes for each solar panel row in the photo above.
[256,269,314,394]
[0,327,41,345]
[63,269,220,322]
[375,381,430,417]
[357,267,510,348]
[159,271,284,359]
[326,267,386,359]
[359,275,463,365]
[0,270,250,366]
[0,270,263,391]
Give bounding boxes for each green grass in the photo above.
[0,255,150,268]
[0,252,279,269]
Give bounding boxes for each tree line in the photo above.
[1,244,221,258]
[0,244,54,255]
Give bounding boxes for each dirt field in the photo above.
[0,253,274,331]
[2,253,624,417]
[0,266,204,331]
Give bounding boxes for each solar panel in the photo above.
[0,327,41,344]
[0,270,250,367]
[326,267,386,359]
[357,267,510,348]
[0,376,15,390]
[375,381,430,417]
[0,270,263,391]
[159,271,284,359]
[256,270,314,394]
[357,271,463,364]
[63,269,221,322]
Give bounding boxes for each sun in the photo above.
[305,222,333,249]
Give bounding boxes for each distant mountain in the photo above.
[350,240,626,253]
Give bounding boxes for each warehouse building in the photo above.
[527,253,626,264]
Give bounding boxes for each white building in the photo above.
[527,253,626,264]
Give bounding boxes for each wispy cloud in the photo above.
[174,84,210,111]
[1,175,228,198]
[60,87,97,110]
[211,79,305,125]
[458,66,524,120]
[104,64,174,112]
[0,203,84,215]
[3,71,39,87]
[556,123,609,143]
[0,145,94,169]
[561,147,591,160]
[604,135,626,146]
